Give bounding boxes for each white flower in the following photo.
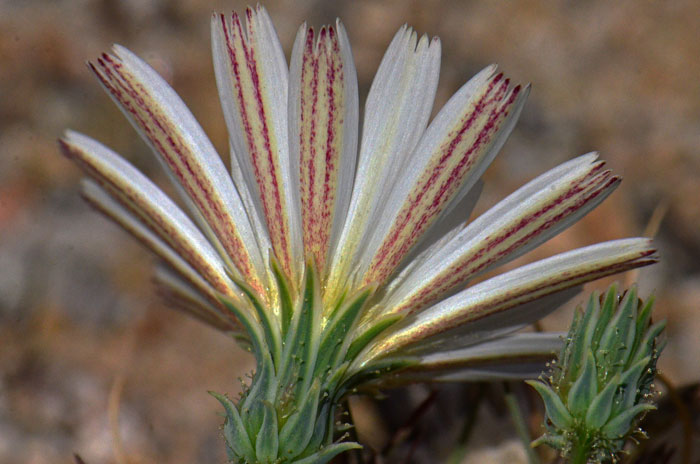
[60,6,655,392]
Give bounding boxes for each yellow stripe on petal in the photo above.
[294,25,351,274]
[363,73,523,287]
[90,48,264,294]
[365,239,656,360]
[387,158,620,316]
[216,8,298,278]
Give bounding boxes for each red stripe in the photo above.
[223,12,290,273]
[392,251,656,348]
[61,140,233,295]
[396,167,618,314]
[91,55,258,287]
[368,75,518,283]
[299,27,342,270]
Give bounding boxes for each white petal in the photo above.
[359,69,528,287]
[211,7,302,281]
[288,20,359,275]
[367,238,656,359]
[80,179,247,318]
[325,26,441,301]
[90,45,266,293]
[385,153,618,315]
[396,287,579,356]
[372,333,563,385]
[60,131,238,298]
[418,332,563,369]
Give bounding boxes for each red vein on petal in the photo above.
[89,55,260,291]
[365,75,518,285]
[393,165,618,315]
[80,187,237,325]
[376,248,657,355]
[222,12,291,275]
[60,139,235,297]
[298,26,343,273]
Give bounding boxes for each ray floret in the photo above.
[61,6,657,463]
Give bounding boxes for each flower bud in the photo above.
[528,284,665,463]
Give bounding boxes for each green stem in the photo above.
[504,391,540,464]
[570,435,592,464]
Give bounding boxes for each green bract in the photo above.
[213,264,411,463]
[528,284,665,463]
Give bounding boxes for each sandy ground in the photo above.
[1,0,699,462]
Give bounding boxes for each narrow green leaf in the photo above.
[558,306,583,376]
[219,294,267,372]
[601,403,655,438]
[208,391,256,463]
[324,361,350,401]
[315,289,371,378]
[591,284,618,352]
[568,351,598,417]
[231,275,283,370]
[532,432,567,451]
[299,401,333,458]
[326,288,348,322]
[526,380,573,429]
[613,356,650,416]
[585,374,619,429]
[279,380,321,459]
[277,263,320,394]
[632,295,655,358]
[271,258,294,335]
[631,320,666,366]
[598,287,637,370]
[256,402,279,463]
[569,293,601,381]
[345,315,402,363]
[240,350,276,438]
[292,442,362,464]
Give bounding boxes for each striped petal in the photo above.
[391,287,580,357]
[60,131,236,299]
[361,68,528,287]
[288,21,358,275]
[365,238,656,360]
[326,26,441,301]
[154,264,242,333]
[89,45,265,294]
[382,333,563,384]
[80,179,246,324]
[380,181,483,298]
[383,153,619,316]
[212,6,301,280]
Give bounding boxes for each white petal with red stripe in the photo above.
[365,238,656,359]
[60,131,237,298]
[360,68,528,287]
[212,6,302,281]
[80,180,247,321]
[288,21,359,275]
[383,153,620,316]
[326,26,441,300]
[89,45,265,294]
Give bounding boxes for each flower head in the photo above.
[528,284,664,463]
[60,6,656,462]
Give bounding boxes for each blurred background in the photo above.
[1,0,699,462]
